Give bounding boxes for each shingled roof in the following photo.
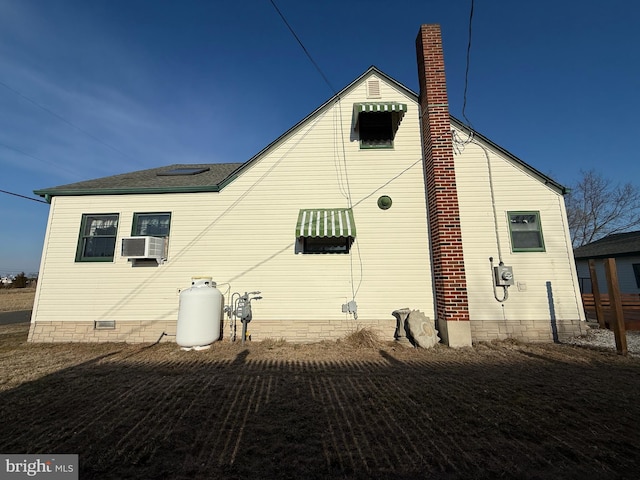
[573,231,640,259]
[34,163,244,200]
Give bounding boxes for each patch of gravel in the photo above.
[564,324,640,356]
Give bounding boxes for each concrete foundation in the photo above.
[438,319,473,348]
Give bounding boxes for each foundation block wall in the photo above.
[470,318,585,343]
[28,319,398,344]
[28,321,177,343]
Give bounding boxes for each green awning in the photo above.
[354,102,408,114]
[296,209,356,238]
[353,102,407,134]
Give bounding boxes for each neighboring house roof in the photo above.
[34,66,568,201]
[573,231,640,259]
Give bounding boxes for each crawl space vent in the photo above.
[94,320,116,330]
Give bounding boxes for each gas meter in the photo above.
[228,291,262,344]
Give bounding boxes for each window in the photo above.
[508,211,545,252]
[131,213,171,261]
[633,264,640,288]
[359,112,395,148]
[353,102,407,149]
[132,213,171,237]
[76,214,119,262]
[300,237,353,254]
[295,208,356,254]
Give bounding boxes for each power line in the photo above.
[0,79,139,164]
[269,0,337,95]
[0,189,48,204]
[0,140,82,180]
[269,1,364,313]
[462,0,475,128]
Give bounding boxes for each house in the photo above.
[574,231,640,294]
[28,24,585,346]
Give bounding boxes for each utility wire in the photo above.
[462,0,475,128]
[0,189,48,204]
[269,0,337,95]
[270,0,363,312]
[0,140,82,180]
[0,79,139,164]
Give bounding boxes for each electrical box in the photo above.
[342,300,357,315]
[494,265,514,286]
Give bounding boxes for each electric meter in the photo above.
[494,265,515,286]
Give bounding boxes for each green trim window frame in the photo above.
[353,102,407,150]
[358,112,395,149]
[76,214,119,262]
[132,212,171,259]
[508,211,545,252]
[131,212,171,237]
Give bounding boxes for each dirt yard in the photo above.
[1,322,640,479]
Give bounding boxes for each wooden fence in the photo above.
[582,293,640,330]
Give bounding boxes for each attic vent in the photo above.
[366,79,381,99]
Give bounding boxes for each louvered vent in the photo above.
[366,79,381,98]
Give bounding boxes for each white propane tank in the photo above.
[176,277,223,348]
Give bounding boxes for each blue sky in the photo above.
[1,0,638,276]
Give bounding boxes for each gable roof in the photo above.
[573,231,640,259]
[34,66,568,201]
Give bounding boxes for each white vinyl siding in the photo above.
[32,73,435,339]
[31,70,584,344]
[452,126,585,338]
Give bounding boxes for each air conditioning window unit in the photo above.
[121,236,166,261]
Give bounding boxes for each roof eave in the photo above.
[450,118,569,195]
[574,250,640,260]
[34,184,224,201]
[33,67,417,202]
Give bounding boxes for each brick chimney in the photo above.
[416,24,471,347]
